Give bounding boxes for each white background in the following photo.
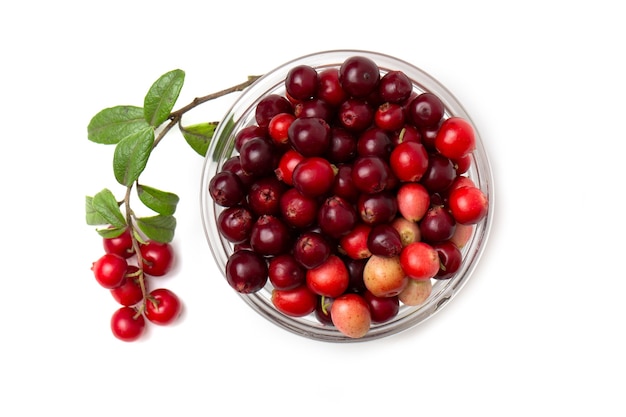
[2,1,624,415]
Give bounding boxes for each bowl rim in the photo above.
[200,49,495,343]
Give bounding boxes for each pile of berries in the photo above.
[91,229,182,342]
[208,55,488,338]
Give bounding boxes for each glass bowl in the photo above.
[200,50,494,343]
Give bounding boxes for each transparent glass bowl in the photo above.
[200,50,494,343]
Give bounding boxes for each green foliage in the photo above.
[180,122,218,156]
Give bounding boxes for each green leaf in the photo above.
[97,225,126,239]
[113,127,155,186]
[144,69,185,127]
[180,121,218,156]
[136,215,176,243]
[87,106,151,145]
[137,184,179,216]
[86,196,108,225]
[88,189,126,228]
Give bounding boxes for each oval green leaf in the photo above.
[136,215,176,243]
[89,189,126,227]
[144,69,185,127]
[113,127,155,186]
[88,105,150,145]
[137,184,179,216]
[180,121,218,156]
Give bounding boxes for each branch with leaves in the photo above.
[85,69,260,320]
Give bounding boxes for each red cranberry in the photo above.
[339,56,380,98]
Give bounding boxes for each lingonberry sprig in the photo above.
[86,69,260,341]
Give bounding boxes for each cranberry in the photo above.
[367,224,403,258]
[292,156,335,198]
[317,68,347,106]
[357,127,392,159]
[339,56,380,98]
[268,254,306,290]
[351,155,389,194]
[208,170,245,207]
[235,125,267,152]
[249,214,291,256]
[225,249,268,293]
[279,187,318,229]
[419,205,457,243]
[390,124,421,146]
[432,240,462,280]
[222,155,254,188]
[378,70,413,103]
[332,164,360,203]
[217,205,254,243]
[357,191,398,225]
[103,228,134,259]
[448,185,488,225]
[286,64,318,100]
[268,112,296,146]
[140,241,174,277]
[435,116,476,159]
[239,137,278,177]
[111,306,145,342]
[274,149,304,186]
[407,92,445,128]
[294,98,334,122]
[338,99,374,132]
[272,285,318,317]
[389,141,429,182]
[363,290,400,324]
[293,231,331,269]
[288,117,331,157]
[246,176,286,216]
[92,253,128,289]
[374,102,405,132]
[255,94,293,127]
[317,195,358,239]
[420,153,457,193]
[326,127,357,164]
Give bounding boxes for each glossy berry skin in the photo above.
[92,253,128,289]
[378,70,412,103]
[140,241,174,277]
[268,254,306,290]
[363,290,399,323]
[255,94,293,127]
[330,293,371,338]
[435,116,476,160]
[399,242,440,281]
[448,185,489,225]
[209,171,245,207]
[306,254,350,298]
[339,56,380,98]
[225,249,268,293]
[110,265,144,306]
[317,68,347,106]
[271,285,318,317]
[432,240,462,280]
[407,92,444,128]
[110,307,145,342]
[285,64,318,100]
[292,156,335,198]
[145,288,182,325]
[389,141,429,182]
[103,228,134,259]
